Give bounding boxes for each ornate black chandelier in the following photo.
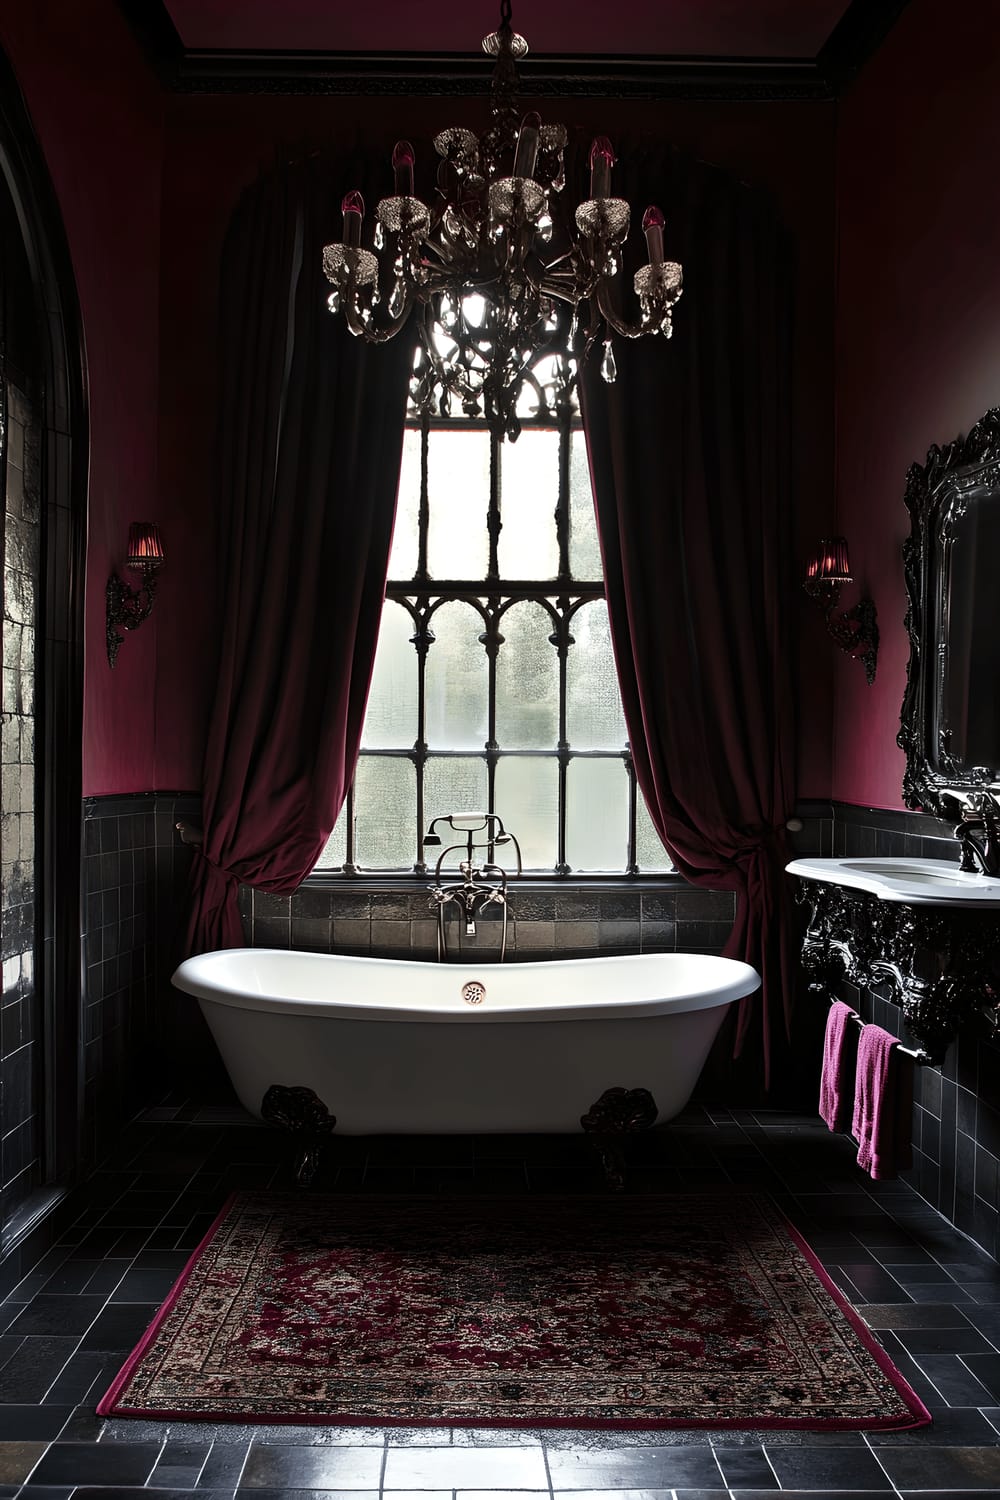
[321,0,682,441]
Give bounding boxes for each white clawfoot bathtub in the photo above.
[173,948,760,1135]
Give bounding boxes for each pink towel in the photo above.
[852,1024,914,1181]
[819,1001,859,1133]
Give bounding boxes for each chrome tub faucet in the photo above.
[424,813,522,961]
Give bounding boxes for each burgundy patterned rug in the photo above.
[97,1192,930,1429]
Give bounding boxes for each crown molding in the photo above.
[117,0,910,100]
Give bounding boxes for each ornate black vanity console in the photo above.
[793,879,1000,1065]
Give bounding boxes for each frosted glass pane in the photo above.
[314,806,347,870]
[495,600,558,749]
[566,600,627,749]
[361,600,417,749]
[387,429,420,580]
[569,428,601,580]
[497,431,559,579]
[636,788,676,873]
[354,756,415,868]
[423,758,489,844]
[424,600,489,749]
[427,429,490,578]
[494,757,558,871]
[566,757,628,872]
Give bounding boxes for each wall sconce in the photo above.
[106,522,165,668]
[803,536,879,685]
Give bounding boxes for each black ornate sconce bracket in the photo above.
[802,576,879,686]
[793,878,1000,1065]
[106,565,159,668]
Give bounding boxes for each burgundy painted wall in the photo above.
[156,91,837,795]
[832,0,1000,809]
[0,0,837,797]
[0,0,165,795]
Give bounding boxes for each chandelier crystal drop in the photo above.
[321,0,683,441]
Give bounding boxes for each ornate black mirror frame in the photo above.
[898,406,1000,821]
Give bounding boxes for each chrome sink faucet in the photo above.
[954,796,1000,877]
[424,813,522,961]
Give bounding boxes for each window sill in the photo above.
[304,872,685,892]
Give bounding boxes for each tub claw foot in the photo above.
[580,1087,658,1191]
[261,1085,337,1187]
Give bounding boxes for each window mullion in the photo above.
[487,432,501,583]
[556,416,571,583]
[416,413,430,583]
[551,595,572,877]
[625,748,638,876]
[410,598,434,871]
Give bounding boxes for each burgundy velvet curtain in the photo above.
[185,155,412,955]
[580,149,798,1085]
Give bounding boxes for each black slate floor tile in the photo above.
[77,1302,158,1350]
[545,1446,723,1488]
[0,1337,79,1401]
[896,1326,996,1355]
[914,1353,999,1406]
[861,1301,973,1328]
[5,1294,105,1337]
[240,1443,386,1487]
[762,1443,895,1489]
[711,1442,778,1487]
[0,1407,71,1440]
[27,1440,163,1486]
[107,1266,181,1303]
[877,1443,1000,1489]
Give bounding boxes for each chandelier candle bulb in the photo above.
[392,140,415,196]
[589,136,615,197]
[341,191,364,249]
[513,111,541,180]
[643,206,665,264]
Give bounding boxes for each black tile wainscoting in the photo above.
[799,801,1000,1266]
[241,880,737,963]
[81,793,203,1167]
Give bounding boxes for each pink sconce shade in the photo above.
[806,536,852,584]
[126,522,165,568]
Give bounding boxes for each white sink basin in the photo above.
[785,856,1000,907]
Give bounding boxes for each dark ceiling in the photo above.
[118,0,911,98]
[160,0,852,61]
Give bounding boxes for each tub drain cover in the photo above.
[461,980,486,1005]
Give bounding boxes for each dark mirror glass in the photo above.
[899,408,1000,816]
[935,485,1000,779]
